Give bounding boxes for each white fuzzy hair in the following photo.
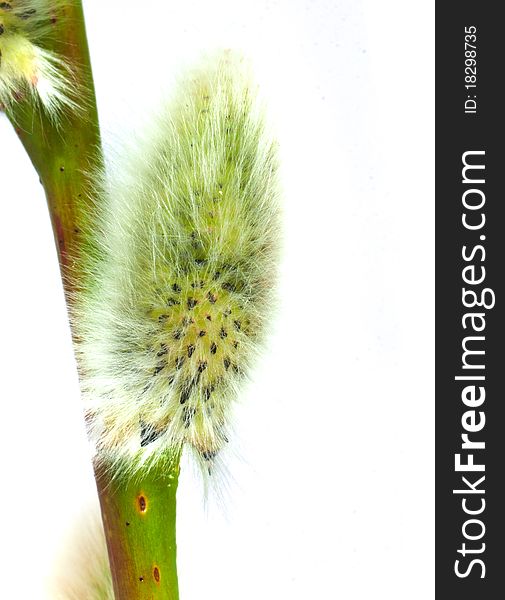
[0,1,77,117]
[73,52,280,478]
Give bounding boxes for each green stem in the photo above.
[5,5,181,599]
[6,1,101,297]
[95,457,180,600]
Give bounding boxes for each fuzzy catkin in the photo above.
[75,53,280,478]
[0,0,75,115]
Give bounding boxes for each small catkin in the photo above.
[0,0,76,116]
[74,52,280,478]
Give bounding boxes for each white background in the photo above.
[0,1,434,598]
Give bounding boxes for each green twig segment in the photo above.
[6,1,100,296]
[5,4,181,599]
[95,456,180,600]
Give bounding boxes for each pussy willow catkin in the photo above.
[0,0,75,115]
[75,54,280,477]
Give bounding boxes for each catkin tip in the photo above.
[0,1,79,118]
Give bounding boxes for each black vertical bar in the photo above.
[436,3,503,598]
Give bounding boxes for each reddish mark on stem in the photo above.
[153,566,160,584]
[137,494,147,513]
